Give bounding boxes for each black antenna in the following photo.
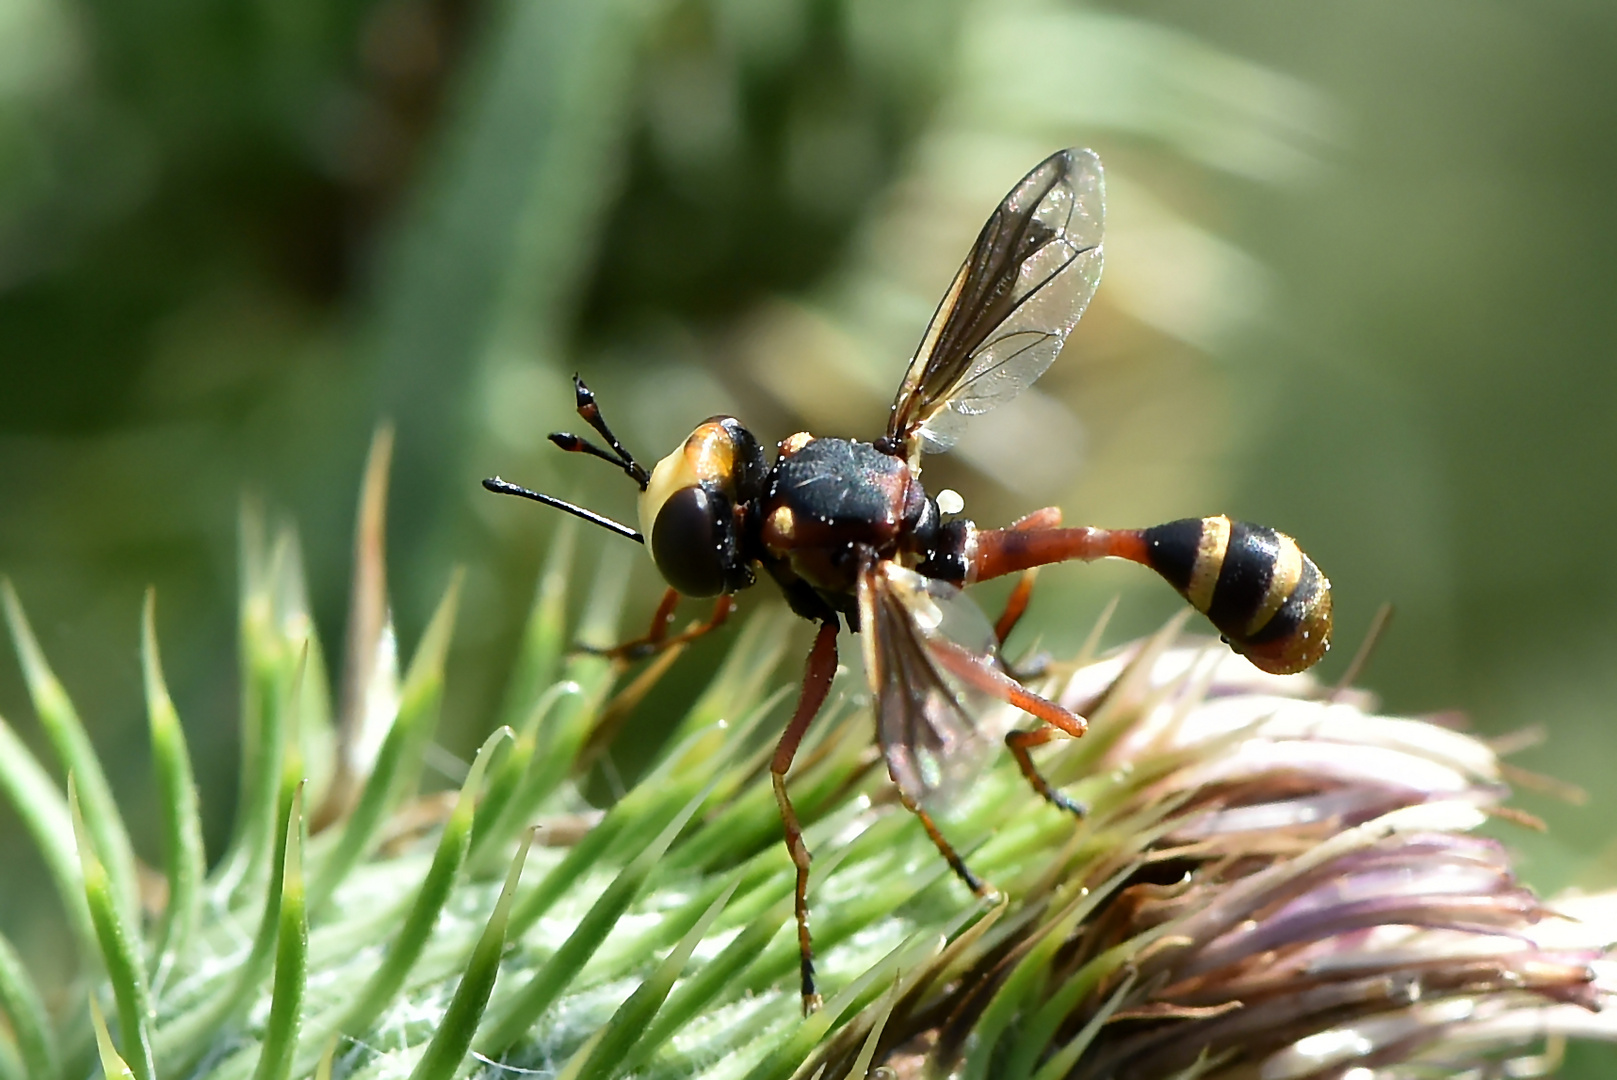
[548,432,642,477]
[482,477,644,544]
[556,375,650,489]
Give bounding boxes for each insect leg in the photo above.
[1005,726,1086,816]
[928,638,1089,740]
[585,589,735,661]
[896,792,989,895]
[993,507,1062,669]
[655,595,736,652]
[771,619,840,1015]
[930,634,1091,813]
[579,587,678,659]
[993,570,1039,647]
[1008,506,1064,530]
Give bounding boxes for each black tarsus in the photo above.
[481,477,645,544]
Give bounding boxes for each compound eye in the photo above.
[650,485,731,597]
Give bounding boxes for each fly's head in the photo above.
[484,377,766,591]
[638,416,767,597]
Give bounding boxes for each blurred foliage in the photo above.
[0,0,1613,1070]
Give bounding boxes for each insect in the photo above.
[484,148,1332,1012]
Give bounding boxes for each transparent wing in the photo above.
[886,148,1105,461]
[857,561,1010,805]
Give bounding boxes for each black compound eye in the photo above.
[651,485,734,597]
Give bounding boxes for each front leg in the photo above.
[582,588,735,662]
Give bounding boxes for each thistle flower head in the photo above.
[811,628,1616,1080]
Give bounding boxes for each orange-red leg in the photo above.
[1009,506,1064,531]
[771,620,840,1014]
[927,636,1090,813]
[994,571,1039,647]
[587,589,734,661]
[897,793,988,896]
[1006,726,1086,815]
[928,638,1088,740]
[992,507,1065,649]
[657,596,735,650]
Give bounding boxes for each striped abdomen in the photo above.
[1139,516,1332,675]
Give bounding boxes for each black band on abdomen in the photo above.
[1245,554,1324,645]
[1140,518,1207,594]
[1206,522,1281,635]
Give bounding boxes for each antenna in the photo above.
[547,432,641,476]
[482,477,644,544]
[549,375,650,489]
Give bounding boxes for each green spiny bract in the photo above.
[0,441,1611,1080]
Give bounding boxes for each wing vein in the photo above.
[884,148,1105,463]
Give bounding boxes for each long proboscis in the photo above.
[482,477,645,544]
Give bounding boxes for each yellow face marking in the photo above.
[1185,515,1230,614]
[638,446,696,545]
[1245,531,1303,637]
[639,420,745,543]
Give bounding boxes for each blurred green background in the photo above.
[1,0,1613,1066]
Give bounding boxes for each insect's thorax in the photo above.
[752,434,967,621]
